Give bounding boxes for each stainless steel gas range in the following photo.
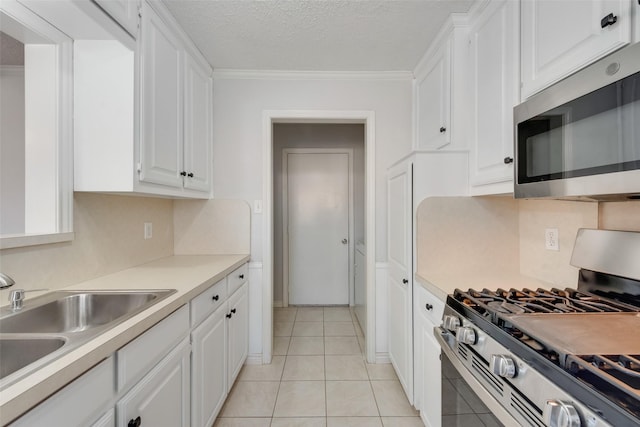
[435,229,640,427]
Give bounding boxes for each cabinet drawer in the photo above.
[415,285,445,325]
[117,305,189,391]
[191,278,227,327]
[227,263,248,296]
[10,357,114,426]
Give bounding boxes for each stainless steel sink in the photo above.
[0,291,170,334]
[0,289,176,388]
[0,337,66,380]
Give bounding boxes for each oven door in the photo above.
[434,327,517,427]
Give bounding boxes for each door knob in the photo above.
[342,239,348,244]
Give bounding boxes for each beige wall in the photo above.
[417,197,639,288]
[0,193,174,301]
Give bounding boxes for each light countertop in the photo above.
[0,254,249,425]
[415,270,555,302]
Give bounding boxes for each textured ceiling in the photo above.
[162,0,475,71]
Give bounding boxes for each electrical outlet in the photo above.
[545,228,559,251]
[144,222,153,240]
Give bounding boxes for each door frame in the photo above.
[282,148,355,308]
[262,110,376,364]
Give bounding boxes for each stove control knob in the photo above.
[543,400,581,427]
[456,327,477,345]
[490,355,517,378]
[443,315,460,331]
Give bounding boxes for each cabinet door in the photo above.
[117,338,191,427]
[416,39,451,150]
[139,1,184,189]
[183,53,212,193]
[420,324,442,427]
[94,0,139,37]
[91,409,115,427]
[387,161,413,403]
[192,305,227,427]
[521,0,631,99]
[227,281,249,387]
[469,0,519,188]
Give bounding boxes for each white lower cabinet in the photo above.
[8,263,250,427]
[191,304,227,427]
[414,285,445,427]
[91,409,116,427]
[9,357,115,427]
[190,266,249,427]
[117,337,191,427]
[227,281,249,387]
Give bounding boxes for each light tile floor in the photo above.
[215,306,422,427]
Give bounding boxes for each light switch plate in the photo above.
[144,222,153,239]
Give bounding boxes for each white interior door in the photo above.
[286,152,350,305]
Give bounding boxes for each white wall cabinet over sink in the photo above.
[521,0,634,99]
[74,0,213,199]
[468,0,520,195]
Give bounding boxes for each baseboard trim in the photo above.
[272,300,283,308]
[375,353,391,364]
[245,354,263,365]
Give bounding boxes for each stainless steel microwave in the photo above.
[514,42,640,200]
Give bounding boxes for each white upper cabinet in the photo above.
[416,39,451,150]
[94,0,139,37]
[183,54,213,192]
[414,19,470,151]
[468,0,520,193]
[139,1,184,189]
[74,0,213,198]
[521,0,633,99]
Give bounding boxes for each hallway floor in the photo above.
[214,306,422,427]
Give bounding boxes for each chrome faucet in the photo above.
[0,273,15,290]
[8,288,48,310]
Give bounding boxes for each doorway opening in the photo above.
[262,111,376,365]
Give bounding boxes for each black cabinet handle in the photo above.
[402,279,409,284]
[439,127,446,133]
[180,171,187,176]
[425,303,433,311]
[239,274,245,279]
[503,157,513,164]
[226,313,232,318]
[212,295,219,301]
[601,13,617,28]
[187,172,194,178]
[128,416,141,427]
[231,308,237,314]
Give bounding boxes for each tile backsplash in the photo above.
[0,193,174,300]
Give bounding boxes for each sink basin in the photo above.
[0,290,175,334]
[0,289,176,388]
[0,337,66,380]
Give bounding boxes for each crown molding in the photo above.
[213,69,414,81]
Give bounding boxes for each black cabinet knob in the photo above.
[601,13,617,28]
[425,303,433,311]
[187,172,194,178]
[212,295,219,301]
[402,278,409,284]
[439,127,446,133]
[231,308,237,314]
[128,416,141,427]
[239,274,245,279]
[180,171,187,176]
[503,157,514,164]
[226,313,232,318]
